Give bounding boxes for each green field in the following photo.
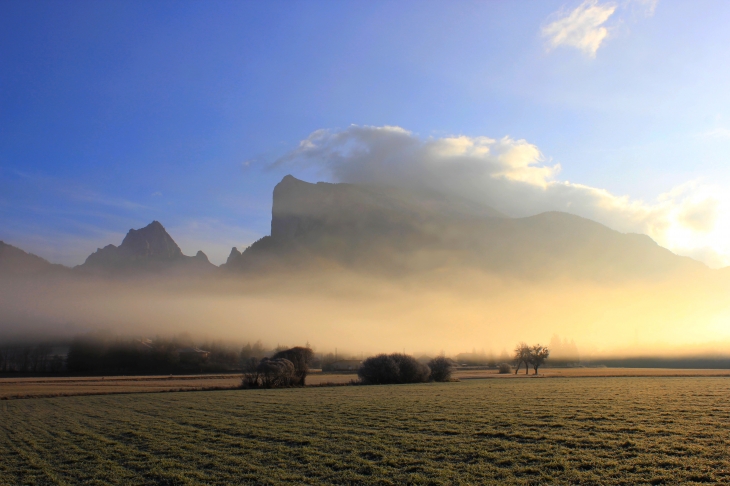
[1,378,729,485]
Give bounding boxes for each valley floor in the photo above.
[1,378,729,484]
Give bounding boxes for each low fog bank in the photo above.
[1,262,729,363]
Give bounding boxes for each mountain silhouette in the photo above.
[0,177,711,280]
[78,221,215,273]
[0,241,67,276]
[224,175,706,280]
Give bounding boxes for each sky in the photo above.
[2,0,730,267]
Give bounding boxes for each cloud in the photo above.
[542,0,617,57]
[281,125,729,268]
[700,128,730,140]
[629,0,658,18]
[677,197,718,233]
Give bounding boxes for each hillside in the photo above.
[0,241,68,276]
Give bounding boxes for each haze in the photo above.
[2,1,730,360]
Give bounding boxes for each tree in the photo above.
[529,345,549,375]
[272,346,315,385]
[428,356,455,382]
[513,342,531,375]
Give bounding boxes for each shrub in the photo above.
[498,363,512,374]
[358,353,430,385]
[428,356,455,382]
[240,357,261,388]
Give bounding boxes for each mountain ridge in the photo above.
[0,241,68,276]
[0,176,712,279]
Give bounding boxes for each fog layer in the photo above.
[2,265,729,358]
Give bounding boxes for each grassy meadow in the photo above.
[1,378,729,485]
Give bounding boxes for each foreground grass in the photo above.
[1,378,729,485]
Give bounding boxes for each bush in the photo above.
[428,356,455,382]
[358,353,430,385]
[498,363,511,374]
[240,357,261,388]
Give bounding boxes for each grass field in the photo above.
[3,368,730,400]
[1,378,729,485]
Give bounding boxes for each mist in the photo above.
[2,261,729,360]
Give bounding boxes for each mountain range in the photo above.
[0,175,712,280]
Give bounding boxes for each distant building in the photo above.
[177,348,210,362]
[133,339,154,352]
[328,359,362,371]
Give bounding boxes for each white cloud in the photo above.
[542,0,617,57]
[281,125,730,268]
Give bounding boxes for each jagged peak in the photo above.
[194,250,210,263]
[119,221,183,259]
[225,247,242,266]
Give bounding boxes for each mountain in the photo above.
[224,175,705,279]
[77,221,216,273]
[1,177,709,280]
[0,241,68,276]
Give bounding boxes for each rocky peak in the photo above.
[78,221,206,271]
[269,174,505,241]
[225,247,242,266]
[193,250,210,263]
[118,221,183,260]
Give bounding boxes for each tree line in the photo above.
[2,334,551,380]
[0,345,64,373]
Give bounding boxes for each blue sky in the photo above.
[2,0,730,266]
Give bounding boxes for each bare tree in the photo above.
[513,342,531,375]
[530,345,549,375]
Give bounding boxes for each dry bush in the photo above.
[272,346,314,385]
[257,358,296,387]
[240,357,296,388]
[498,363,512,374]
